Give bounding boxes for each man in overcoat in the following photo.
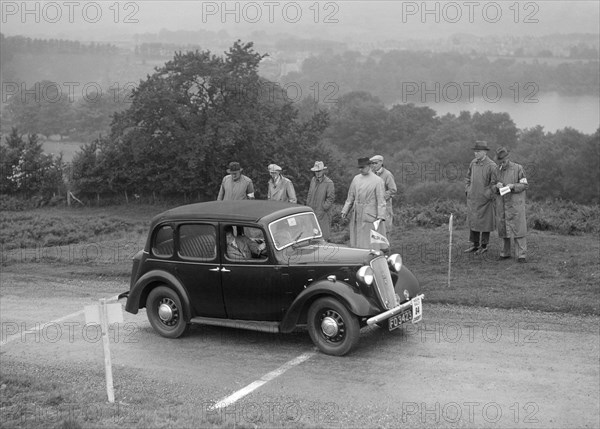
[306,161,335,241]
[267,164,297,203]
[370,155,397,237]
[464,141,497,255]
[217,162,255,200]
[494,147,529,262]
[341,157,387,250]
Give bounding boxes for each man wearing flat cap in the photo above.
[306,161,335,240]
[217,162,255,200]
[341,157,387,250]
[464,141,497,255]
[494,147,529,262]
[370,155,397,237]
[267,163,297,203]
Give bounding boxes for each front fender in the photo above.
[280,279,379,333]
[395,265,420,299]
[124,269,192,322]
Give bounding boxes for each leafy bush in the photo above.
[398,199,467,228]
[528,200,600,235]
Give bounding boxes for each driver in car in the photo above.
[225,225,265,260]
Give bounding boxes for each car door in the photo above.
[219,224,288,321]
[174,222,227,318]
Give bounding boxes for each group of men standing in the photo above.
[216,155,398,251]
[216,143,528,261]
[465,141,529,262]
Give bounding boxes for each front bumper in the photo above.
[366,294,424,326]
[118,291,130,300]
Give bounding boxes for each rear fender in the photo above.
[125,270,192,322]
[280,280,379,333]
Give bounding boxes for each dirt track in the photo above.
[1,273,599,428]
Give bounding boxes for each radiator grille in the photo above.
[370,256,397,310]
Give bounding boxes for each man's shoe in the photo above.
[518,258,527,263]
[464,246,479,253]
[475,247,488,255]
[498,255,510,260]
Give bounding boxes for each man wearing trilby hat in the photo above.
[341,157,387,251]
[464,141,497,255]
[217,161,255,200]
[306,161,335,240]
[494,146,529,262]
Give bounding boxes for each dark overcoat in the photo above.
[465,155,497,232]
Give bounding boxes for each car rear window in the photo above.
[152,225,174,257]
[178,224,217,260]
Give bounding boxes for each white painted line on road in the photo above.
[0,294,123,348]
[0,309,85,347]
[210,351,316,410]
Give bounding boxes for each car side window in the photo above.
[224,225,268,263]
[178,224,216,260]
[152,225,174,257]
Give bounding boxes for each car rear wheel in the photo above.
[146,286,189,338]
[307,297,360,356]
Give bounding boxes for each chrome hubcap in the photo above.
[157,299,177,325]
[321,316,339,337]
[319,310,345,342]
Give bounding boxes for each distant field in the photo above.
[42,140,85,162]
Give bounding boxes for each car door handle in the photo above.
[220,267,231,272]
[209,267,220,271]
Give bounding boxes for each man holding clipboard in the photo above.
[494,147,530,263]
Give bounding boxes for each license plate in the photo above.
[388,308,412,331]
[412,295,423,323]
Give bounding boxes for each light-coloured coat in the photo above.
[495,161,529,237]
[342,172,387,249]
[306,175,335,240]
[268,176,297,203]
[374,167,397,226]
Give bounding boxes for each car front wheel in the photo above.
[146,286,189,338]
[307,297,360,356]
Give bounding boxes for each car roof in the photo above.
[150,200,314,227]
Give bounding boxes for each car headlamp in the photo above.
[387,253,403,272]
[357,266,374,285]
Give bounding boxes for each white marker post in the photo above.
[448,213,454,287]
[84,299,123,403]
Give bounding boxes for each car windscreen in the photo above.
[268,212,322,250]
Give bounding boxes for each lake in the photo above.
[415,92,599,134]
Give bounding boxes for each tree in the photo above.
[5,80,73,138]
[76,41,334,200]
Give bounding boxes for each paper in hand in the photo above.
[500,186,512,196]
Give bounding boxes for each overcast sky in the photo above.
[2,1,599,42]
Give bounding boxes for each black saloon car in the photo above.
[122,200,424,356]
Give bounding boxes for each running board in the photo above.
[190,317,280,333]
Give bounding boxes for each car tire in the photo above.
[146,286,189,338]
[307,297,360,356]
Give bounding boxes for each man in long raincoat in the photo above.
[306,161,335,241]
[464,141,497,255]
[341,157,387,250]
[494,147,529,262]
[370,155,397,236]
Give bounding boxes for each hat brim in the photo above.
[472,147,489,151]
[227,169,242,173]
[311,167,327,171]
